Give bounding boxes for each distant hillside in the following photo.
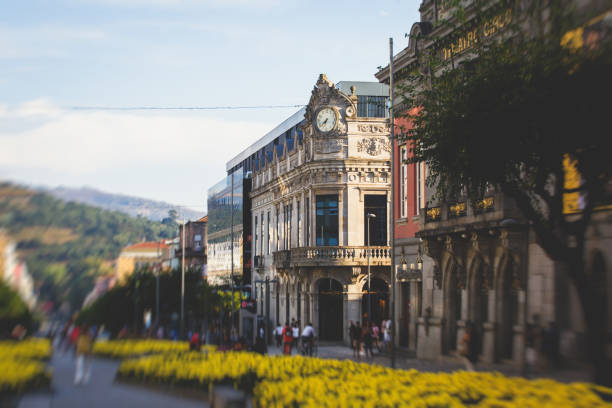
[41,186,204,222]
[0,182,178,312]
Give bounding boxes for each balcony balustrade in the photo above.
[273,246,391,268]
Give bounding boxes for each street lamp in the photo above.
[366,213,376,324]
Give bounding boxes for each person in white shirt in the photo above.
[291,322,300,354]
[301,322,316,356]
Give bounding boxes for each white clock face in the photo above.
[316,107,337,132]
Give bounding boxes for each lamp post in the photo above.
[366,213,376,324]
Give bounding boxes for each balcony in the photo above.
[273,250,291,269]
[273,246,391,268]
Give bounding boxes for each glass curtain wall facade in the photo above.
[207,167,245,286]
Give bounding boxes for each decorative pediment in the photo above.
[303,74,356,136]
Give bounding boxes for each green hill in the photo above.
[0,182,177,312]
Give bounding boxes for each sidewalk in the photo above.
[268,342,591,383]
[17,352,208,408]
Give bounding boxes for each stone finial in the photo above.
[317,73,333,87]
[350,85,356,96]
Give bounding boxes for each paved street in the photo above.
[17,352,207,408]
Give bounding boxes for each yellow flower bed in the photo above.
[0,338,52,360]
[92,339,215,359]
[117,351,612,407]
[0,338,51,395]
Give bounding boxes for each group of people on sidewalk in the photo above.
[53,321,98,385]
[273,319,316,356]
[349,319,392,361]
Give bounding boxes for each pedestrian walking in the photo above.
[274,322,283,348]
[301,322,316,356]
[382,319,391,351]
[354,321,363,361]
[458,323,476,371]
[292,321,300,354]
[282,322,293,355]
[189,332,201,351]
[372,322,381,351]
[254,333,267,355]
[74,325,93,385]
[363,322,374,359]
[349,321,356,352]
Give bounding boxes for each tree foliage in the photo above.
[78,267,222,337]
[0,281,34,338]
[0,183,177,311]
[399,1,612,383]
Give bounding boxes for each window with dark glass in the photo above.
[275,206,279,251]
[305,197,310,246]
[297,200,301,247]
[357,95,388,118]
[267,211,270,255]
[260,211,264,256]
[364,195,387,246]
[316,195,338,246]
[254,215,258,254]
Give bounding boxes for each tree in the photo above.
[400,2,612,383]
[0,281,34,338]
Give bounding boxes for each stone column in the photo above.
[346,280,362,345]
[408,280,419,350]
[481,289,496,363]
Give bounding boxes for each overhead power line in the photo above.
[69,104,305,111]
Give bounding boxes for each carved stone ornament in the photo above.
[357,137,391,156]
[357,124,388,134]
[316,139,344,154]
[345,106,356,118]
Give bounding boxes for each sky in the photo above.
[0,0,420,213]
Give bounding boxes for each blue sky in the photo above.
[0,0,419,214]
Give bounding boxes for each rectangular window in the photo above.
[254,215,258,255]
[288,203,293,248]
[267,211,271,255]
[305,197,310,246]
[364,195,387,246]
[416,162,423,215]
[284,203,290,249]
[260,212,264,256]
[276,206,279,251]
[297,200,301,247]
[316,195,338,246]
[357,95,388,118]
[400,146,408,218]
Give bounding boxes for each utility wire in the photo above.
[69,104,305,111]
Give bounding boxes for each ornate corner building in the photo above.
[250,75,391,342]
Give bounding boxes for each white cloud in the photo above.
[0,99,277,206]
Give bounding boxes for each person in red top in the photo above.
[282,322,293,355]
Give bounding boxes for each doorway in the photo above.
[318,278,343,341]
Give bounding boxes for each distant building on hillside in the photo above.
[0,231,36,309]
[115,241,172,282]
[176,216,207,276]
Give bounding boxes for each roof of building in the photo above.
[225,79,389,171]
[197,215,208,223]
[123,241,169,251]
